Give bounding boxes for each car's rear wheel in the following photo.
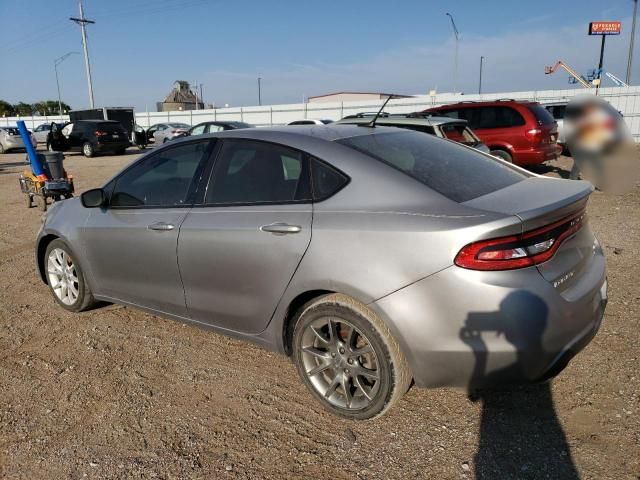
[45,239,96,312]
[0,143,5,154]
[82,142,94,158]
[490,149,513,163]
[292,293,412,420]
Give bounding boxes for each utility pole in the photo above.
[596,35,607,95]
[258,76,262,106]
[478,56,484,94]
[70,0,95,108]
[199,84,204,108]
[194,80,199,110]
[627,0,638,84]
[446,13,459,93]
[54,52,79,116]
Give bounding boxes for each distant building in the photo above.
[158,80,204,112]
[307,91,412,103]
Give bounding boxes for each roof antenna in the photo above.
[361,95,397,128]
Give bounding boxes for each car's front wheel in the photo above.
[292,294,412,420]
[45,239,96,312]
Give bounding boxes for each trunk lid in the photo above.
[463,177,595,293]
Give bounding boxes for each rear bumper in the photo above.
[369,248,607,390]
[513,144,561,165]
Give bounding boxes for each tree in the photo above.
[0,100,15,116]
[14,102,34,116]
[33,100,72,115]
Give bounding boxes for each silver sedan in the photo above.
[35,126,607,419]
[151,122,190,144]
[0,126,36,153]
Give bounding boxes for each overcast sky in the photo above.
[0,0,638,111]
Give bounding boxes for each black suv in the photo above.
[47,120,130,157]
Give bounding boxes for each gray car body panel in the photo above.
[36,125,607,390]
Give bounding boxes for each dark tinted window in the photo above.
[96,122,126,133]
[477,107,525,128]
[338,130,527,203]
[546,105,566,119]
[205,140,311,204]
[111,141,208,207]
[311,158,349,200]
[530,104,557,124]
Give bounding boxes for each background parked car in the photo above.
[0,126,36,154]
[422,99,560,165]
[288,119,334,125]
[150,123,191,144]
[32,123,64,145]
[336,113,490,153]
[173,121,254,140]
[47,120,129,157]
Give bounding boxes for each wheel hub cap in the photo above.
[301,317,380,410]
[47,248,79,305]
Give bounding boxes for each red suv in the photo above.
[421,100,560,166]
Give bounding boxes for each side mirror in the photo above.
[81,188,106,208]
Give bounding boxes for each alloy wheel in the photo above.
[300,317,380,410]
[47,248,79,305]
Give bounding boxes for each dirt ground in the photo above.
[0,148,638,480]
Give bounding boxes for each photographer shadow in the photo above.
[460,291,579,480]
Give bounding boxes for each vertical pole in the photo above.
[627,0,638,84]
[478,56,484,94]
[199,84,204,108]
[55,62,63,115]
[258,77,262,106]
[78,1,95,108]
[597,35,606,95]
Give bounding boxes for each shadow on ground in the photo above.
[461,291,579,479]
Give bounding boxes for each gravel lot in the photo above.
[0,147,638,479]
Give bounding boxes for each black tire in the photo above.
[0,143,5,154]
[163,137,169,144]
[490,149,513,163]
[26,194,33,208]
[44,239,96,312]
[82,142,95,158]
[292,293,412,420]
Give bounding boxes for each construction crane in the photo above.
[544,61,592,88]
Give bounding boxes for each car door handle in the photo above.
[148,222,175,231]
[260,223,302,235]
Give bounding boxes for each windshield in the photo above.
[337,130,527,203]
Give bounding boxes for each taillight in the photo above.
[95,130,108,136]
[525,128,543,144]
[455,209,586,271]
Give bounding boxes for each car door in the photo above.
[67,122,87,150]
[80,139,214,316]
[48,123,69,151]
[178,138,313,334]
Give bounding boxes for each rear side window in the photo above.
[477,107,525,128]
[338,130,527,203]
[311,158,349,200]
[529,104,556,125]
[205,140,311,205]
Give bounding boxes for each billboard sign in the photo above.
[589,21,621,35]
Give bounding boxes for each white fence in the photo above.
[4,86,640,139]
